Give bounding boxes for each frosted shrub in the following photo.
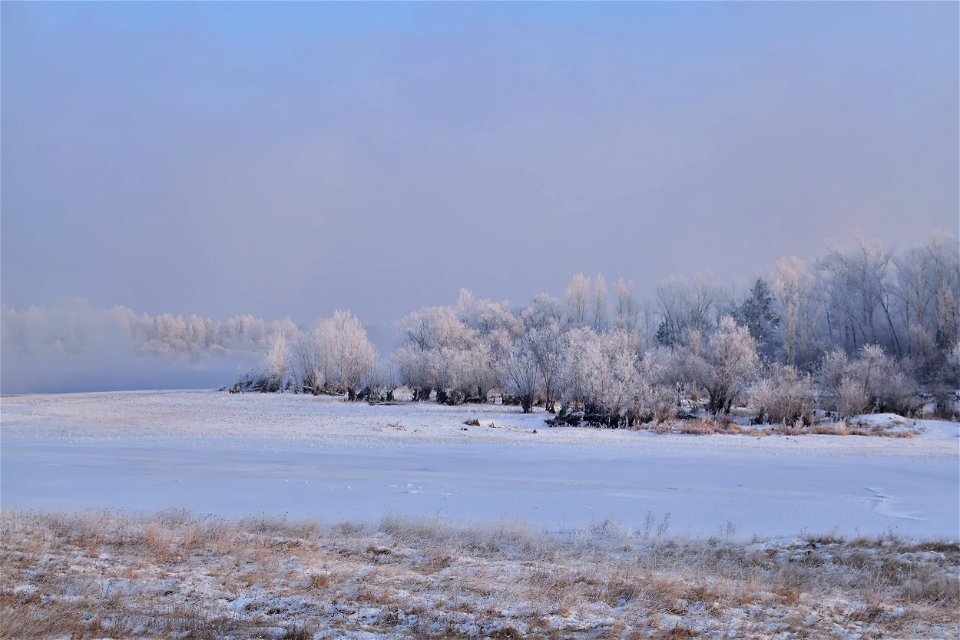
[631,351,677,424]
[818,348,849,400]
[645,384,678,424]
[820,345,917,416]
[847,345,917,414]
[859,345,917,414]
[837,375,870,418]
[751,363,819,424]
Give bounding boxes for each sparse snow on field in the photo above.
[2,511,957,640]
[1,391,958,538]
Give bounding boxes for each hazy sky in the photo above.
[3,2,958,334]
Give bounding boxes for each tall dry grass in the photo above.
[1,510,956,639]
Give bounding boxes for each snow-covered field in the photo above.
[2,390,958,538]
[2,390,958,638]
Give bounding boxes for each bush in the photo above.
[837,375,870,418]
[852,345,917,414]
[751,364,818,424]
[819,345,917,417]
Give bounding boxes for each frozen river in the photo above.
[2,391,957,538]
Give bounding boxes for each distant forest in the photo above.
[4,234,957,418]
[243,233,959,425]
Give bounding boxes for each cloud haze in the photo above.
[2,2,957,391]
[0,302,295,393]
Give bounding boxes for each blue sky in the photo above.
[3,1,957,332]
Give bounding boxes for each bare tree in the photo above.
[819,237,901,356]
[775,256,818,367]
[564,273,590,327]
[655,276,719,347]
[614,278,638,333]
[591,274,609,331]
[525,321,566,412]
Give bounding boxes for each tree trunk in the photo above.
[520,394,534,413]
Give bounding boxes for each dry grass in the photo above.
[1,511,957,639]
[648,416,919,438]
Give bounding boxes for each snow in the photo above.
[3,507,957,638]
[2,390,958,538]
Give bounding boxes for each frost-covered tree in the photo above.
[461,338,503,402]
[521,293,563,331]
[556,329,655,426]
[596,331,642,426]
[498,335,541,413]
[395,302,507,404]
[395,306,472,401]
[470,297,524,338]
[379,234,956,420]
[264,329,292,392]
[525,321,566,412]
[393,344,437,401]
[225,313,269,350]
[294,311,376,399]
[692,316,759,414]
[398,306,470,352]
[362,360,397,403]
[327,310,377,399]
[295,327,325,393]
[736,278,779,359]
[560,327,606,411]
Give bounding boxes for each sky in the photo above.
[1,2,958,390]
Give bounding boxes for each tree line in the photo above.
[250,233,960,423]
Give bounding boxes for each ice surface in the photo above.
[2,391,957,538]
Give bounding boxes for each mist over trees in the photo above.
[3,234,957,416]
[0,302,299,393]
